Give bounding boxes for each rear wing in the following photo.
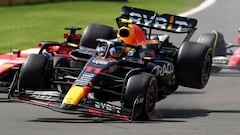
[116,6,198,33]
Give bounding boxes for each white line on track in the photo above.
[179,0,216,17]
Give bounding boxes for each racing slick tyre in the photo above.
[80,23,116,49]
[176,41,212,89]
[197,31,226,73]
[17,54,49,92]
[53,57,71,94]
[197,31,226,57]
[123,73,158,121]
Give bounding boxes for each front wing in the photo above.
[13,91,133,122]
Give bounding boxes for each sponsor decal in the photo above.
[152,63,174,76]
[30,91,60,101]
[94,101,122,113]
[92,58,109,65]
[129,12,188,30]
[75,72,95,86]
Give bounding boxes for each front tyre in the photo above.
[197,31,226,73]
[17,54,49,92]
[123,73,158,121]
[197,31,226,57]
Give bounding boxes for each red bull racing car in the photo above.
[9,6,212,121]
[0,27,81,91]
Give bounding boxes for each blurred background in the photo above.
[0,0,127,6]
[0,0,200,53]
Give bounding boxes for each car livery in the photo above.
[9,6,212,121]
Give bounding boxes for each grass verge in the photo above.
[0,0,200,53]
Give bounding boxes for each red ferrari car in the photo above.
[0,27,81,91]
[198,29,240,73]
[228,29,240,68]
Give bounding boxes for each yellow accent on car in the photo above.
[62,85,89,105]
[167,16,175,30]
[212,30,219,56]
[144,57,152,60]
[120,19,133,24]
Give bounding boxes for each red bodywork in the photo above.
[0,27,81,87]
[40,44,76,59]
[237,34,240,44]
[0,48,40,75]
[228,47,240,67]
[228,32,240,67]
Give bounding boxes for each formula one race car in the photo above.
[197,30,240,73]
[9,6,212,121]
[227,29,240,71]
[0,27,81,91]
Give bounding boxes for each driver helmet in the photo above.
[118,24,146,46]
[109,46,124,58]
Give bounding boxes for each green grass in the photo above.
[0,0,200,53]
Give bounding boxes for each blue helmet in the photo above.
[109,46,124,58]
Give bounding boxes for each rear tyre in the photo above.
[17,54,49,92]
[176,41,212,89]
[80,23,116,49]
[123,73,158,121]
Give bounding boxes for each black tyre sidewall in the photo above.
[18,54,48,91]
[176,41,212,89]
[197,32,226,56]
[124,73,158,120]
[80,23,115,49]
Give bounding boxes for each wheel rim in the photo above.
[202,51,212,85]
[145,79,157,117]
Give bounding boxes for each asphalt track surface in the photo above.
[1,0,240,135]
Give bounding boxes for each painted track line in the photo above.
[179,0,216,17]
